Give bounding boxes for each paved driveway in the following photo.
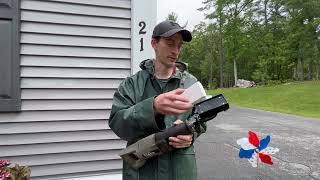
[195,107,320,180]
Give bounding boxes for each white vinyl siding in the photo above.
[0,0,131,179]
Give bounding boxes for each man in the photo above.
[109,20,206,180]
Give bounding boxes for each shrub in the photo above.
[0,160,31,180]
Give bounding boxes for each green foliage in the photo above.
[166,12,178,22]
[178,0,320,87]
[6,164,31,180]
[208,81,320,119]
[0,160,31,180]
[165,12,188,28]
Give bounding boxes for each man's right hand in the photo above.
[153,88,192,115]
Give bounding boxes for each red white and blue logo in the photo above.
[237,131,279,167]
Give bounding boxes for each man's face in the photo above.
[152,33,184,68]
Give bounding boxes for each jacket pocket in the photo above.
[173,146,197,180]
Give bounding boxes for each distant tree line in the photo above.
[167,0,320,88]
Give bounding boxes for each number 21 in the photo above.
[139,21,146,51]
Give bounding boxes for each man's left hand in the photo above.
[168,119,193,148]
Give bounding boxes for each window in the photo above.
[0,0,21,112]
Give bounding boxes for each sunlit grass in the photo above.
[207,81,320,119]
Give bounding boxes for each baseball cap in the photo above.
[152,20,192,42]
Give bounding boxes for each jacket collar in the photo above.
[139,59,188,80]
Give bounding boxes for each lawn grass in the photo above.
[207,81,320,119]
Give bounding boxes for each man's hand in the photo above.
[154,89,192,115]
[168,120,193,148]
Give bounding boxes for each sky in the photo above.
[157,0,207,31]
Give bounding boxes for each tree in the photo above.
[165,12,188,28]
[166,12,178,22]
[180,0,320,88]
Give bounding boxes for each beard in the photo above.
[155,52,176,69]
[163,61,175,68]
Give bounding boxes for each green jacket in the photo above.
[109,59,206,180]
